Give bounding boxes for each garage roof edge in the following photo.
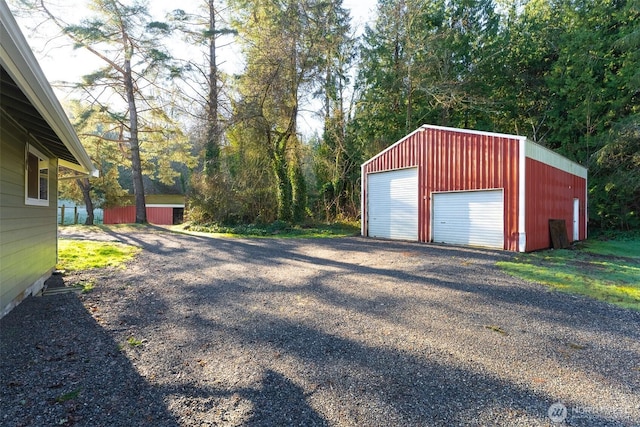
[361,124,528,168]
[361,124,587,179]
[361,125,430,167]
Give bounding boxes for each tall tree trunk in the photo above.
[124,49,146,223]
[204,0,220,177]
[406,62,412,134]
[76,178,95,225]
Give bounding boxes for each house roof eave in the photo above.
[0,0,97,177]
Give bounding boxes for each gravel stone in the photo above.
[1,227,639,426]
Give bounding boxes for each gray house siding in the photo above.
[0,117,58,317]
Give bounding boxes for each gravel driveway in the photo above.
[1,227,639,426]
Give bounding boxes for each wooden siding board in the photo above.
[1,120,58,312]
[0,205,56,220]
[1,241,55,276]
[0,179,24,201]
[0,162,22,181]
[0,221,54,246]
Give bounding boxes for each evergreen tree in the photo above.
[24,0,186,223]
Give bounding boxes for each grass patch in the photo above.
[579,239,640,258]
[57,239,140,272]
[497,237,640,311]
[177,220,360,239]
[126,336,144,347]
[484,325,507,335]
[72,280,95,294]
[55,388,81,403]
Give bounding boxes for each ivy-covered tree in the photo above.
[229,0,351,222]
[14,0,640,231]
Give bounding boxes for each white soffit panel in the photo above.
[525,140,587,179]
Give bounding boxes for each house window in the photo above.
[25,145,49,206]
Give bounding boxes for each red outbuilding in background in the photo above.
[361,125,588,252]
[103,195,185,226]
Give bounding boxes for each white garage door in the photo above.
[432,190,504,249]
[367,168,418,241]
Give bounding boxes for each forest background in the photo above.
[9,0,640,231]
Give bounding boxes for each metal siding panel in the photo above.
[418,131,429,242]
[362,126,521,250]
[147,207,174,225]
[504,137,521,251]
[518,139,527,251]
[103,206,135,224]
[432,190,504,249]
[525,140,588,178]
[104,206,176,225]
[361,164,366,236]
[424,129,519,250]
[524,158,587,251]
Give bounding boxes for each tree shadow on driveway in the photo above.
[244,369,328,427]
[49,227,640,426]
[0,286,179,427]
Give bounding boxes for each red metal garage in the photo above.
[361,125,588,252]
